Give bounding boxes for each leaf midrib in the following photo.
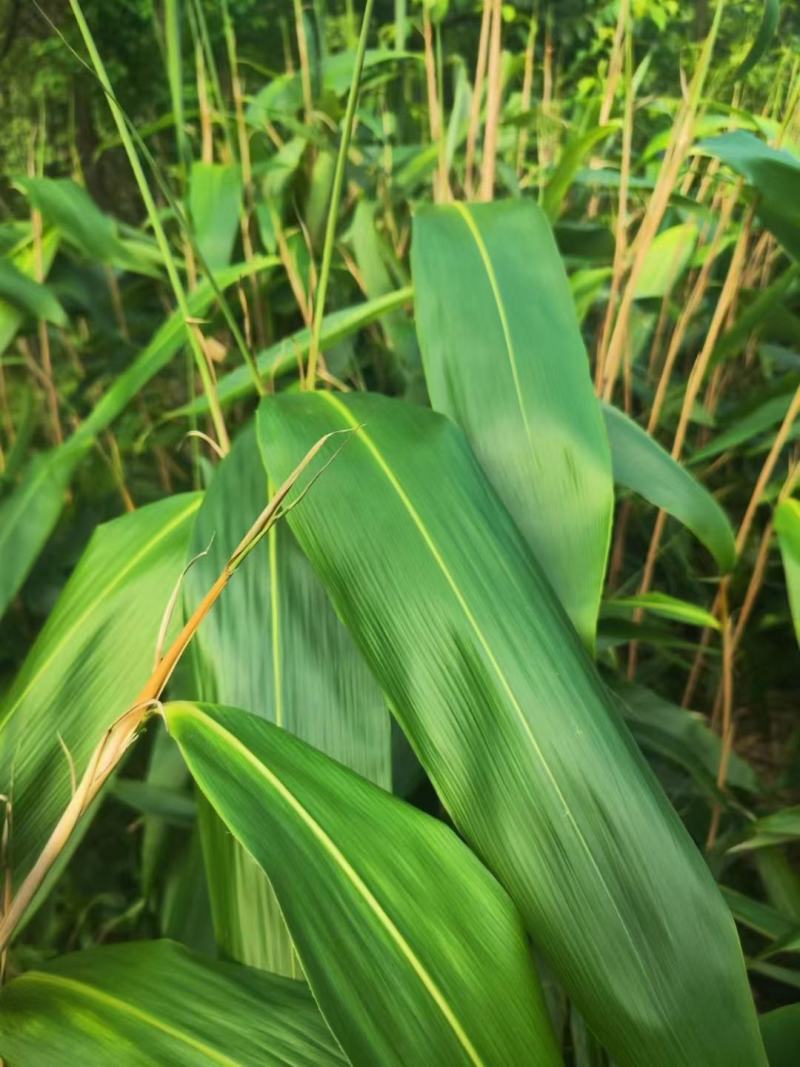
[318,391,642,970]
[17,971,241,1066]
[171,702,486,1067]
[449,203,537,465]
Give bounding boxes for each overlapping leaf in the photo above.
[185,421,390,974]
[165,700,560,1067]
[412,201,613,647]
[0,493,200,898]
[0,940,345,1066]
[258,390,766,1067]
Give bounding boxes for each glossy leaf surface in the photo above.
[0,940,345,1066]
[185,421,390,973]
[413,200,613,646]
[166,700,559,1067]
[258,391,765,1067]
[0,493,200,895]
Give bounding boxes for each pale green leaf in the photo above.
[188,163,242,271]
[602,591,721,630]
[775,497,800,644]
[170,287,413,419]
[634,223,698,299]
[0,257,66,325]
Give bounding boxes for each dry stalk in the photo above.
[587,0,629,219]
[515,14,537,176]
[0,430,350,953]
[683,392,800,704]
[627,206,752,678]
[479,0,504,202]
[465,0,492,199]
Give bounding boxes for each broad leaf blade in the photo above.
[602,401,737,571]
[185,422,390,974]
[259,391,765,1067]
[698,132,800,260]
[0,940,345,1066]
[759,1003,800,1067]
[188,162,242,271]
[0,257,66,324]
[165,700,560,1067]
[0,493,201,897]
[412,201,613,647]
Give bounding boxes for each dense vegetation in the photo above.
[1,0,799,1062]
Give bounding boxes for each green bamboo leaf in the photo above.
[0,437,92,617]
[258,391,766,1067]
[0,493,201,902]
[15,176,156,274]
[165,700,560,1067]
[601,591,721,630]
[0,257,270,618]
[542,124,619,221]
[691,390,796,463]
[738,0,781,77]
[0,940,345,1066]
[611,680,760,797]
[188,162,242,271]
[412,201,613,648]
[0,229,60,356]
[634,222,698,299]
[0,256,66,325]
[185,421,390,974]
[760,1003,800,1067]
[169,287,413,419]
[730,805,800,853]
[775,497,800,644]
[722,885,798,943]
[602,401,737,571]
[352,200,419,379]
[698,132,800,260]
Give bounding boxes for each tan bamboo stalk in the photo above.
[515,14,538,176]
[479,0,504,202]
[195,37,214,165]
[292,0,313,124]
[422,8,447,203]
[705,586,733,850]
[646,192,738,434]
[683,388,800,705]
[223,7,267,351]
[538,16,553,183]
[587,0,629,219]
[0,431,346,953]
[598,2,725,400]
[732,458,800,651]
[465,0,492,199]
[595,20,633,381]
[627,209,751,678]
